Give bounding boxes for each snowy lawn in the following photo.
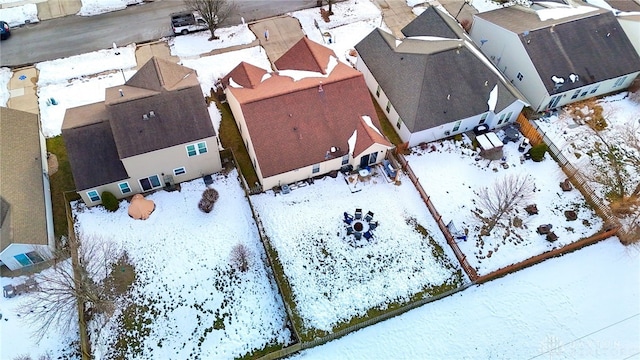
[169,24,257,58]
[250,170,466,338]
[535,91,640,234]
[407,138,603,275]
[290,0,389,66]
[72,171,292,359]
[291,237,640,360]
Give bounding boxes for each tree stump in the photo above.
[525,204,538,215]
[546,232,558,242]
[564,210,577,221]
[560,179,573,191]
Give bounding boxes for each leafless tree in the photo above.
[184,0,237,40]
[475,173,534,235]
[19,235,120,343]
[230,243,252,272]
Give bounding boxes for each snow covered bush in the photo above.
[528,143,548,162]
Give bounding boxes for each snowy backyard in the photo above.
[407,138,603,275]
[1,0,639,359]
[250,171,464,335]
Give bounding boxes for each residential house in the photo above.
[585,0,640,56]
[469,3,640,112]
[0,107,55,271]
[222,37,392,190]
[62,57,222,206]
[355,6,528,147]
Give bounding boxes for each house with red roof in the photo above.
[222,37,392,190]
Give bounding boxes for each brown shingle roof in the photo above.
[225,62,268,89]
[225,38,390,178]
[0,107,48,251]
[274,36,336,74]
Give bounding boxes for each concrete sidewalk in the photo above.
[248,16,305,70]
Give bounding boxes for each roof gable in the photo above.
[124,57,199,92]
[274,37,337,74]
[356,28,521,132]
[224,61,268,89]
[401,6,459,39]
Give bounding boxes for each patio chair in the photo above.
[354,208,362,220]
[368,221,378,230]
[343,212,354,224]
[363,231,373,240]
[364,211,374,222]
[347,226,354,235]
[354,231,362,240]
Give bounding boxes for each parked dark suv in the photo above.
[0,21,10,40]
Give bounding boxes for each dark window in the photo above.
[516,72,523,81]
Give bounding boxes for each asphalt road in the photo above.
[0,0,318,67]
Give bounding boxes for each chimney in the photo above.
[119,89,124,97]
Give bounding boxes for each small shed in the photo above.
[128,194,155,220]
[476,132,504,160]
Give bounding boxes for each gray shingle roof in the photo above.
[401,6,459,39]
[0,107,48,251]
[355,28,519,133]
[61,57,216,189]
[62,105,128,191]
[475,7,640,94]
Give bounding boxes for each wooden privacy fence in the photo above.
[393,151,479,281]
[476,226,619,284]
[518,115,621,232]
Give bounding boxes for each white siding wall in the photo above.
[225,90,265,183]
[619,17,640,57]
[0,243,52,271]
[539,71,640,112]
[470,17,549,111]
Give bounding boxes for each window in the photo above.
[580,90,588,97]
[497,113,506,125]
[614,76,627,87]
[396,117,402,130]
[186,141,207,157]
[118,182,131,195]
[516,72,523,81]
[385,101,391,113]
[376,85,381,97]
[139,175,162,192]
[452,121,461,132]
[368,151,378,164]
[341,155,349,165]
[87,190,100,202]
[506,112,513,122]
[312,164,320,173]
[174,167,186,176]
[547,95,562,109]
[14,251,45,267]
[571,89,580,99]
[26,251,45,264]
[590,85,600,94]
[479,113,488,124]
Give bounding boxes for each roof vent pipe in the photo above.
[119,89,124,97]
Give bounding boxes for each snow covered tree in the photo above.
[184,0,237,40]
[230,243,252,272]
[475,173,534,235]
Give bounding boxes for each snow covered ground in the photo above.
[72,171,292,359]
[407,138,603,275]
[535,92,640,232]
[250,171,465,334]
[1,0,638,359]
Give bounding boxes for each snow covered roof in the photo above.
[223,38,390,179]
[355,25,524,134]
[474,6,640,94]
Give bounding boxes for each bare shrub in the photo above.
[230,244,252,272]
[198,188,219,213]
[475,174,534,235]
